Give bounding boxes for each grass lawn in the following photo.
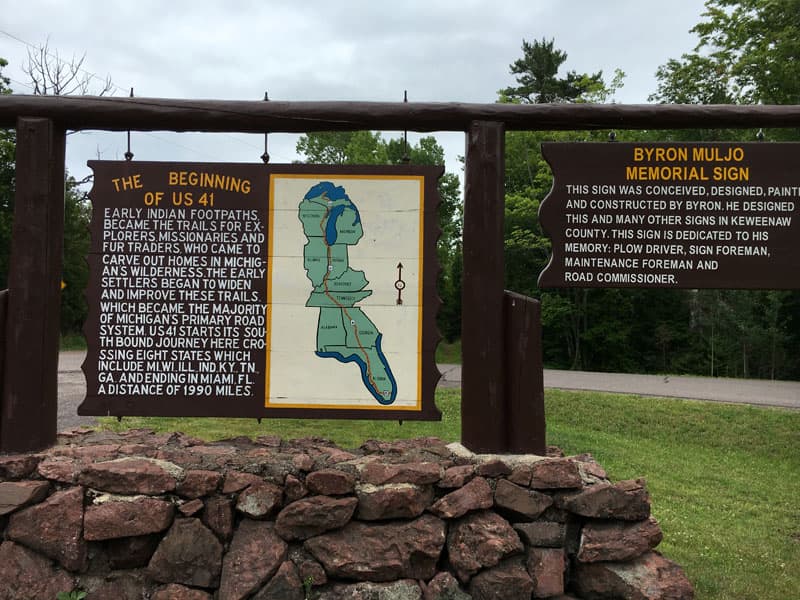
[99,389,800,600]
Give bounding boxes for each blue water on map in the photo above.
[325,205,346,245]
[306,182,362,246]
[315,334,397,405]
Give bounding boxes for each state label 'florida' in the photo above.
[298,182,398,405]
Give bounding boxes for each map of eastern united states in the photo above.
[298,182,398,405]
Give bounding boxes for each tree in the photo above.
[0,49,104,336]
[500,38,606,104]
[650,0,800,380]
[652,0,800,106]
[23,38,114,96]
[0,58,17,289]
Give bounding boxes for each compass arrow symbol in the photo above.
[394,262,405,305]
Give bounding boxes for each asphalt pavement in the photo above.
[58,351,798,432]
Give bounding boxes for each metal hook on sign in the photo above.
[261,91,271,164]
[402,90,411,164]
[756,129,765,142]
[125,87,134,161]
[608,130,617,142]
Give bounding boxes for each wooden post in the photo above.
[504,291,546,454]
[461,121,506,452]
[0,118,65,453]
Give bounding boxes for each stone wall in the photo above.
[0,429,694,599]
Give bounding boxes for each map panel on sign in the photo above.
[266,175,424,409]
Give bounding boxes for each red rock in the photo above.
[530,458,583,489]
[476,459,512,477]
[359,461,442,485]
[429,476,493,519]
[469,558,534,600]
[305,514,446,582]
[218,520,287,600]
[513,521,566,547]
[527,547,565,597]
[236,481,283,519]
[55,443,121,462]
[202,495,234,541]
[291,453,315,471]
[284,473,308,502]
[574,551,695,599]
[37,457,80,483]
[78,457,180,495]
[508,465,533,487]
[84,497,174,540]
[0,454,40,479]
[356,483,434,520]
[306,468,356,495]
[572,453,609,483]
[148,518,223,588]
[0,480,49,515]
[152,583,213,600]
[0,541,74,599]
[438,464,475,488]
[176,469,221,498]
[222,470,262,493]
[447,510,524,582]
[494,479,553,521]
[424,572,470,600]
[105,534,162,569]
[6,486,87,571]
[578,516,663,563]
[84,571,155,600]
[317,580,422,599]
[289,546,328,587]
[252,560,304,600]
[563,479,651,521]
[179,498,204,517]
[275,495,357,541]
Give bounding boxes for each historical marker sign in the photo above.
[79,162,441,420]
[539,142,800,289]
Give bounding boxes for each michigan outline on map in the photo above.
[298,182,398,405]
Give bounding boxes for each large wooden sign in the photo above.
[539,142,800,289]
[79,162,441,420]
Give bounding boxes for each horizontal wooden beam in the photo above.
[1,95,799,133]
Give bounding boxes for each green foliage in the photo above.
[57,590,87,600]
[61,179,90,334]
[653,0,800,106]
[0,57,91,336]
[500,38,606,104]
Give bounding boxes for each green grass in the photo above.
[435,339,461,364]
[60,333,87,351]
[98,389,800,600]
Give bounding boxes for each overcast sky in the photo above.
[2,0,708,182]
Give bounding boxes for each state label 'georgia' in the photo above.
[298,182,398,405]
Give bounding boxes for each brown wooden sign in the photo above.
[538,142,800,289]
[79,162,442,420]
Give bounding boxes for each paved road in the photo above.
[57,352,798,432]
[439,364,800,409]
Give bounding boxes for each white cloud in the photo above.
[1,0,706,181]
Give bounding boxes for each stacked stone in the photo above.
[0,429,693,599]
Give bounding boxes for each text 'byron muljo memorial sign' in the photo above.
[538,142,800,289]
[79,162,442,420]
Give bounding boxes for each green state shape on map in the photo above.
[314,268,369,293]
[306,289,373,308]
[298,181,397,405]
[316,307,348,350]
